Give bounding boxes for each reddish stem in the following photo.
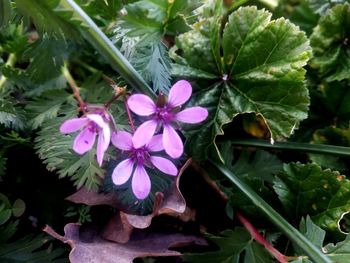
[105,86,126,109]
[124,96,135,132]
[63,66,86,112]
[236,211,288,263]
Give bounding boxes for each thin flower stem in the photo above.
[0,53,16,90]
[124,96,135,133]
[104,86,126,109]
[62,65,86,112]
[236,211,288,263]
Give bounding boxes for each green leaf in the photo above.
[213,161,332,263]
[215,146,283,217]
[15,0,80,39]
[0,96,26,130]
[323,234,350,262]
[34,102,104,191]
[24,34,70,83]
[309,127,350,171]
[0,0,11,29]
[0,209,11,225]
[0,234,65,262]
[26,90,68,129]
[299,216,326,249]
[290,0,319,35]
[173,6,311,160]
[132,42,172,93]
[183,228,273,263]
[306,0,350,15]
[310,4,350,81]
[274,162,350,233]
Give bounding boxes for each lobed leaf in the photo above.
[183,228,273,262]
[173,6,311,160]
[274,163,350,233]
[310,3,350,81]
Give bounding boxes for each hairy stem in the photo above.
[124,96,135,132]
[236,211,288,263]
[62,65,86,112]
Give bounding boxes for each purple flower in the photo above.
[127,80,208,158]
[60,113,111,166]
[111,131,178,200]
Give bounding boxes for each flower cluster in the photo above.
[60,80,208,199]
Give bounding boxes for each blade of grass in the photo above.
[211,161,332,263]
[58,0,156,99]
[230,139,350,157]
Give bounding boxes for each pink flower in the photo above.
[111,131,178,200]
[60,113,111,166]
[127,80,208,158]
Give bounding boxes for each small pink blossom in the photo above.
[111,131,178,200]
[127,80,208,158]
[60,113,111,166]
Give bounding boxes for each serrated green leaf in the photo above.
[0,96,26,130]
[299,216,326,249]
[183,228,273,263]
[26,90,68,129]
[0,234,65,262]
[310,4,350,81]
[290,0,319,35]
[24,34,69,83]
[323,234,350,262]
[173,6,311,160]
[215,146,283,217]
[15,0,80,39]
[132,42,171,93]
[274,163,350,233]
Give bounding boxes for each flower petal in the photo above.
[127,94,156,116]
[73,127,96,154]
[96,124,110,167]
[60,118,88,133]
[87,114,105,128]
[168,80,192,107]
[163,124,183,158]
[150,156,178,176]
[132,165,151,200]
[96,133,105,166]
[111,131,133,151]
[132,120,158,149]
[175,107,208,124]
[147,134,164,152]
[101,122,111,150]
[112,158,134,185]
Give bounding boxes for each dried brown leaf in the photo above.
[44,223,206,263]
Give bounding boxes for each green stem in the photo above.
[58,0,156,99]
[0,53,16,90]
[230,139,350,157]
[211,161,332,263]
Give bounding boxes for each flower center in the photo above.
[88,122,100,133]
[131,147,150,165]
[155,106,174,123]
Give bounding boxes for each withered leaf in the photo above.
[44,223,206,263]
